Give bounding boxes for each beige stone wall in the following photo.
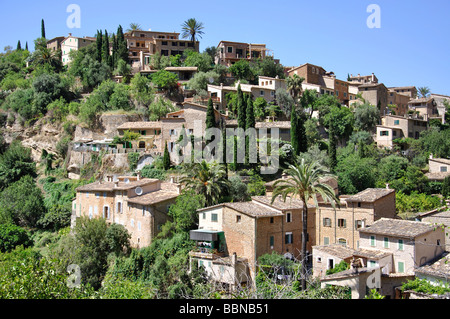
[429,159,450,174]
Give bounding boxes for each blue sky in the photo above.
[1,0,449,95]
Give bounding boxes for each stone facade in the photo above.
[376,115,428,149]
[315,188,397,249]
[73,175,181,248]
[61,34,96,66]
[190,196,316,286]
[215,41,270,67]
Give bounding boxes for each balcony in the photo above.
[189,229,226,259]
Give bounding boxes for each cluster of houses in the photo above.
[63,26,450,299]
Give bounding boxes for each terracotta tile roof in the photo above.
[76,178,159,192]
[117,122,162,130]
[345,188,395,203]
[415,252,450,279]
[251,195,310,210]
[127,190,179,206]
[224,201,284,218]
[358,218,435,239]
[225,120,291,129]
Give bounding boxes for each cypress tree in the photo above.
[16,41,22,51]
[206,98,216,130]
[237,85,246,129]
[102,30,110,66]
[96,30,103,62]
[329,125,337,172]
[116,25,129,64]
[111,33,118,68]
[298,112,307,153]
[291,104,300,157]
[163,142,171,170]
[443,176,450,199]
[25,42,28,51]
[245,96,255,166]
[41,19,46,39]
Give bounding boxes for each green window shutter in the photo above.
[398,262,405,273]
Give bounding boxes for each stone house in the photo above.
[46,36,65,52]
[215,41,272,67]
[287,63,355,105]
[125,30,199,73]
[387,88,413,116]
[316,188,397,249]
[61,33,96,66]
[425,156,450,181]
[417,207,450,251]
[414,252,450,286]
[430,93,450,124]
[207,76,285,111]
[73,174,181,248]
[376,114,428,149]
[189,196,316,288]
[313,218,446,299]
[408,97,439,121]
[116,102,228,162]
[389,86,418,99]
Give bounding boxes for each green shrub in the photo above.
[0,224,32,252]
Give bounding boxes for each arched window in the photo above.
[338,238,347,246]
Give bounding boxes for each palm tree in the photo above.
[180,160,230,207]
[286,74,305,103]
[271,158,340,291]
[181,18,205,44]
[418,86,431,98]
[127,23,142,32]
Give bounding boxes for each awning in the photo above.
[190,230,223,242]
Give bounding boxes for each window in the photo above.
[324,237,330,245]
[398,239,404,251]
[441,166,448,173]
[260,91,264,96]
[380,131,389,136]
[162,41,168,45]
[370,235,376,247]
[211,213,218,222]
[236,215,241,223]
[368,260,377,268]
[103,192,107,198]
[285,232,293,244]
[96,193,100,199]
[270,217,274,224]
[202,213,206,220]
[338,219,346,228]
[338,238,347,246]
[172,42,178,46]
[397,261,405,273]
[384,237,389,248]
[323,218,332,227]
[270,236,274,248]
[286,212,292,223]
[227,46,233,53]
[394,120,400,125]
[131,219,135,227]
[137,221,141,231]
[170,129,177,136]
[117,202,122,213]
[355,220,363,230]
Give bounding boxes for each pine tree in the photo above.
[163,142,171,170]
[237,85,246,129]
[41,19,46,39]
[96,30,103,62]
[16,41,22,51]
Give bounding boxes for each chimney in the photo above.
[231,252,237,266]
[114,181,119,188]
[69,33,72,37]
[386,183,390,189]
[136,171,141,181]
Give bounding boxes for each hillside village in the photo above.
[0,18,450,300]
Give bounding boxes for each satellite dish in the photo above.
[135,187,143,196]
